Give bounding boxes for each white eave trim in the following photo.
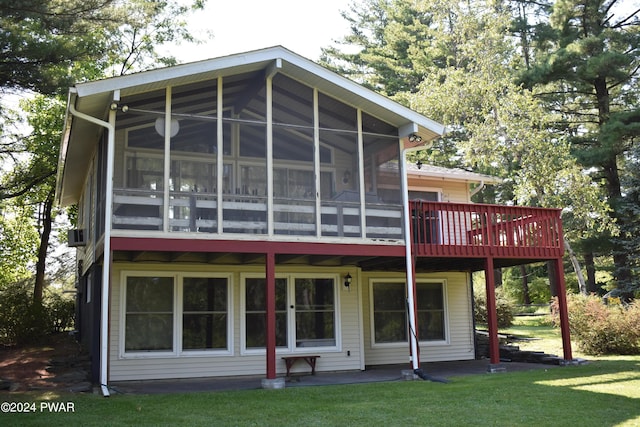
[72,46,445,138]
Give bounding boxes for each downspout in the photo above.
[68,89,116,397]
[401,145,428,372]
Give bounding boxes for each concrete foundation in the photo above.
[487,363,507,373]
[401,369,417,380]
[261,377,286,389]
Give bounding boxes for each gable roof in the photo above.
[72,45,444,136]
[57,46,446,205]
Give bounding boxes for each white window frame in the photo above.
[369,278,449,349]
[240,273,290,356]
[240,273,342,356]
[177,272,233,357]
[291,274,341,353]
[120,271,233,359]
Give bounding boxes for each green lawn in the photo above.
[2,319,639,427]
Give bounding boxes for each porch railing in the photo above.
[410,201,564,259]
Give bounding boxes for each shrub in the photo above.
[0,280,75,346]
[474,288,514,328]
[553,294,640,355]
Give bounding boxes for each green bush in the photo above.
[474,288,514,328]
[553,294,640,355]
[0,280,75,346]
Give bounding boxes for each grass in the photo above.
[501,315,568,356]
[2,318,639,427]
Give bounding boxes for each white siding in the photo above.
[108,263,363,381]
[408,178,471,203]
[362,271,474,366]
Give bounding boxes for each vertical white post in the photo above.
[401,146,420,370]
[266,75,274,235]
[357,110,365,237]
[216,76,223,233]
[162,87,172,232]
[313,89,321,237]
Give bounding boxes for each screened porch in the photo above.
[107,71,405,240]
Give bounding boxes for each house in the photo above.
[55,46,573,395]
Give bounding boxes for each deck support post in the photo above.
[265,251,276,379]
[484,257,500,366]
[553,258,573,361]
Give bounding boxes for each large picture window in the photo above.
[371,281,446,345]
[125,276,174,352]
[182,277,228,350]
[123,274,230,355]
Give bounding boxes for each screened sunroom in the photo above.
[110,71,405,240]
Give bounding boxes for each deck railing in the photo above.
[410,201,564,259]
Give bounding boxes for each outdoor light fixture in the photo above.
[344,273,352,289]
[109,103,129,112]
[408,133,422,143]
[155,117,180,137]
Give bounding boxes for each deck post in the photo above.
[484,257,501,366]
[265,251,276,379]
[553,258,573,361]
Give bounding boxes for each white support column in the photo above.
[266,75,274,235]
[162,87,172,232]
[357,109,366,238]
[313,89,321,237]
[216,76,223,234]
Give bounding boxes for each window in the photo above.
[372,282,407,343]
[295,278,336,347]
[416,283,445,341]
[242,276,338,351]
[245,278,288,349]
[123,274,230,355]
[371,281,446,345]
[182,278,228,350]
[125,276,174,352]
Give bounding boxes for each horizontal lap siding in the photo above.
[362,272,474,366]
[109,263,362,382]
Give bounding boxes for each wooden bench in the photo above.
[282,355,320,377]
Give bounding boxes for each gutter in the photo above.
[67,88,117,397]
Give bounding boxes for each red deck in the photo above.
[410,201,564,260]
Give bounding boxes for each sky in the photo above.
[168,0,354,63]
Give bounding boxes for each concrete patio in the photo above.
[110,359,561,395]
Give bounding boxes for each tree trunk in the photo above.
[548,260,558,297]
[33,189,54,304]
[584,252,598,294]
[519,265,531,304]
[594,75,631,291]
[493,268,502,288]
[564,237,586,295]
